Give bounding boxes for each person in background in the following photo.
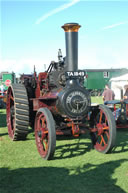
[0,84,5,96]
[102,84,115,104]
[123,85,128,100]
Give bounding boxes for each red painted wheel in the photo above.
[6,84,29,140]
[35,108,56,160]
[90,104,116,153]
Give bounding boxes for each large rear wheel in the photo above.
[6,84,29,140]
[90,104,116,153]
[35,108,56,160]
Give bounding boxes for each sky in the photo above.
[1,0,128,77]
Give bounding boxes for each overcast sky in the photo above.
[1,0,128,76]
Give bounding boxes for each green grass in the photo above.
[0,107,128,193]
[91,96,104,104]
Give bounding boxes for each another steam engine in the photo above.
[6,23,116,160]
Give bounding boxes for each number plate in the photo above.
[65,71,85,77]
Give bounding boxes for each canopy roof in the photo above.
[110,73,128,81]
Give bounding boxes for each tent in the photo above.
[110,73,128,99]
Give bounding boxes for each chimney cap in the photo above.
[62,23,81,32]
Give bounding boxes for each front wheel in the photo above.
[34,108,56,160]
[90,104,116,153]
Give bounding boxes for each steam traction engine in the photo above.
[6,23,116,160]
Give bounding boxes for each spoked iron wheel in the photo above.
[35,108,56,160]
[90,104,116,153]
[6,84,29,140]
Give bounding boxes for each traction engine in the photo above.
[6,23,116,160]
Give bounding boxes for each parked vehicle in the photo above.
[105,100,128,128]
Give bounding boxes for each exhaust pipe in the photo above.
[62,23,81,71]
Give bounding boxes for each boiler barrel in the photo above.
[62,23,81,71]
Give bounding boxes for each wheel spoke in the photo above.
[105,131,109,140]
[101,135,106,145]
[102,126,109,130]
[99,110,103,123]
[41,117,46,128]
[100,136,103,145]
[105,117,107,125]
[42,139,48,151]
[44,130,48,134]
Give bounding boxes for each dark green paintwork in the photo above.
[84,68,128,90]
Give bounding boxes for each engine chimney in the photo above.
[62,23,81,71]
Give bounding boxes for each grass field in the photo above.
[0,104,128,193]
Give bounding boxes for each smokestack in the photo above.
[62,23,81,71]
